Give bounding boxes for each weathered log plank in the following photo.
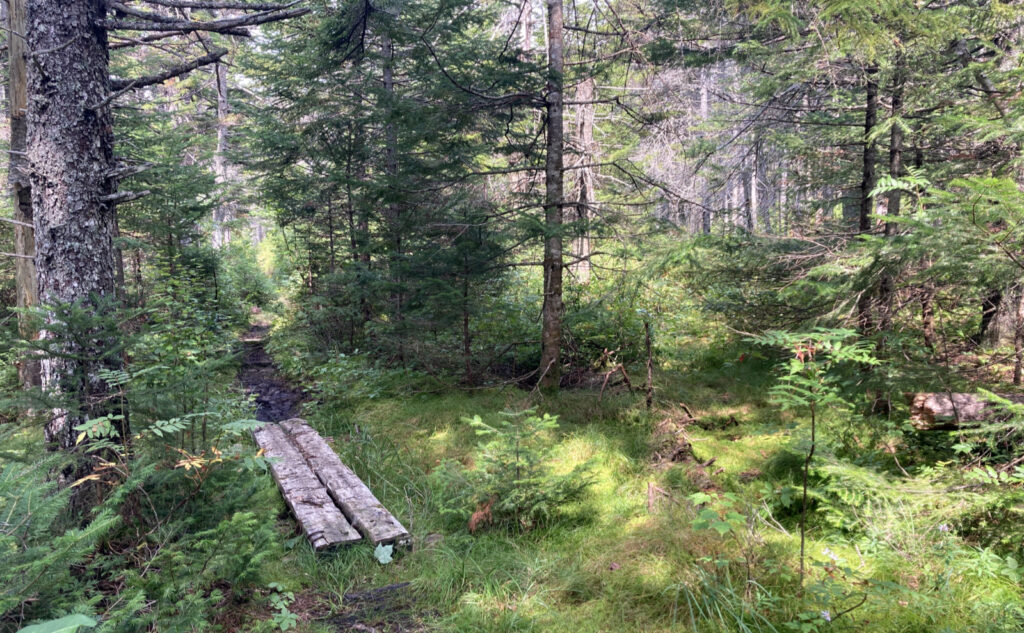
[254,424,362,549]
[280,418,411,547]
[907,392,1024,430]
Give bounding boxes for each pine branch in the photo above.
[100,6,309,34]
[109,47,228,91]
[109,1,183,24]
[138,0,296,9]
[109,28,247,50]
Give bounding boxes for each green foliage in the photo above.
[664,235,845,334]
[220,242,276,310]
[0,433,118,627]
[752,328,879,413]
[431,410,593,531]
[266,583,297,632]
[2,254,279,631]
[665,567,783,633]
[564,273,650,367]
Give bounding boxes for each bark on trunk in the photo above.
[29,0,125,505]
[9,0,39,388]
[979,288,1003,344]
[1014,287,1024,385]
[570,76,594,284]
[538,0,564,390]
[878,50,905,333]
[921,284,936,351]
[382,31,404,365]
[857,66,879,333]
[211,60,233,248]
[520,0,533,55]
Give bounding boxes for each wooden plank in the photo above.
[254,424,362,549]
[907,392,1024,430]
[281,418,411,547]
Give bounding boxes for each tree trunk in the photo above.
[857,66,879,333]
[979,288,1003,344]
[1014,286,1024,385]
[879,50,905,333]
[538,0,564,390]
[570,76,594,283]
[742,159,754,231]
[382,31,404,365]
[211,60,233,248]
[462,270,474,385]
[346,77,373,333]
[9,0,39,388]
[28,0,125,507]
[520,0,533,55]
[921,283,936,351]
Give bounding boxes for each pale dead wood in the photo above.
[907,392,1024,430]
[280,419,410,547]
[101,7,309,33]
[598,364,633,402]
[254,424,361,549]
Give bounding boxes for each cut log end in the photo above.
[906,392,1024,430]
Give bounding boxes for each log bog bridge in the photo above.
[254,418,410,550]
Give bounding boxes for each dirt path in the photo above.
[237,322,426,632]
[239,322,305,422]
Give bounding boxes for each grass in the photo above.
[246,330,1024,633]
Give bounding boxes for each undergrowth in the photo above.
[239,310,1024,633]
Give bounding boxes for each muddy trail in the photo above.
[239,323,305,422]
[237,323,427,632]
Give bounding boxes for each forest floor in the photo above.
[236,322,1024,633]
[238,320,428,632]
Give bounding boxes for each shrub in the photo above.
[431,409,592,532]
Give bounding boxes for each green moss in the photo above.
[243,323,1024,633]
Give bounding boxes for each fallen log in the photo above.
[907,392,1024,430]
[254,424,362,549]
[281,419,410,547]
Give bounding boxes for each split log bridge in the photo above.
[254,418,410,550]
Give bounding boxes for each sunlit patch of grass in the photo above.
[258,325,1024,633]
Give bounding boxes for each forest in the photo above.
[3,0,1024,631]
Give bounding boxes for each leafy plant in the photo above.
[267,583,298,632]
[750,328,878,589]
[431,409,593,531]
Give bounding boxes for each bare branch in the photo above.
[110,28,247,49]
[101,6,309,34]
[110,47,228,91]
[107,162,154,180]
[0,216,33,229]
[110,1,182,24]
[138,0,295,9]
[101,190,152,205]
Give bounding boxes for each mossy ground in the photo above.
[243,326,1024,633]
